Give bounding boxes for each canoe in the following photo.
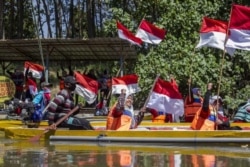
[0,114,153,130]
[4,122,250,143]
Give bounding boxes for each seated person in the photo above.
[191,83,233,130]
[47,76,93,130]
[233,99,250,122]
[106,89,144,130]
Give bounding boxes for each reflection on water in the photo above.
[1,140,250,167]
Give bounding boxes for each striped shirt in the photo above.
[47,89,74,124]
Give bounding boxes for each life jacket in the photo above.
[191,105,215,130]
[184,96,203,122]
[106,103,133,131]
[233,102,250,122]
[59,79,64,90]
[149,109,173,123]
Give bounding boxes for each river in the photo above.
[0,131,250,167]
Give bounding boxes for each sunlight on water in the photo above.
[0,136,250,167]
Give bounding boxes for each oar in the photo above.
[29,105,80,142]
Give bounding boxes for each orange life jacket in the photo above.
[191,105,215,130]
[184,96,203,122]
[106,103,133,131]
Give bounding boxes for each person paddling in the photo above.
[47,76,93,130]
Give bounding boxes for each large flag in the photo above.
[135,19,166,44]
[117,21,142,46]
[196,17,235,56]
[74,72,99,104]
[112,74,141,95]
[146,78,184,116]
[24,61,44,79]
[226,4,250,50]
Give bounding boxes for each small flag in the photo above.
[135,19,166,44]
[117,21,142,46]
[226,4,250,51]
[146,78,184,116]
[196,17,235,56]
[74,72,99,104]
[24,61,44,79]
[112,74,141,95]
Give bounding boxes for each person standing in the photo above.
[47,76,93,130]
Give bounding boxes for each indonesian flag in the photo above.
[112,74,141,95]
[196,17,235,56]
[117,21,142,47]
[74,72,98,104]
[135,19,166,44]
[24,61,44,79]
[226,4,250,50]
[146,78,184,116]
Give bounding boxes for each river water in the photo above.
[0,132,250,167]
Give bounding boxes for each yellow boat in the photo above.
[4,122,250,143]
[0,114,155,130]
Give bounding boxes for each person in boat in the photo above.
[6,67,24,100]
[47,76,94,130]
[106,89,145,130]
[233,99,250,123]
[191,83,235,130]
[57,65,74,90]
[186,78,203,104]
[24,67,38,101]
[31,82,52,122]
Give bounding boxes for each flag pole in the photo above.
[142,74,160,111]
[135,14,146,35]
[215,4,234,130]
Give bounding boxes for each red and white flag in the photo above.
[74,72,99,104]
[112,74,141,95]
[135,19,166,44]
[226,4,250,50]
[24,61,44,79]
[146,78,184,116]
[117,21,142,47]
[196,17,235,56]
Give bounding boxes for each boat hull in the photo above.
[4,122,250,144]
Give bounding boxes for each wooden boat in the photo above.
[4,122,250,143]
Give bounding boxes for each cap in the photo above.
[210,95,223,104]
[64,76,77,84]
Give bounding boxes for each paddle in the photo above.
[29,105,80,142]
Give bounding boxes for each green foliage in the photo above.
[104,0,250,110]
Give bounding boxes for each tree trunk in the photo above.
[0,0,4,39]
[17,0,24,39]
[41,0,52,38]
[86,0,95,38]
[9,0,15,39]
